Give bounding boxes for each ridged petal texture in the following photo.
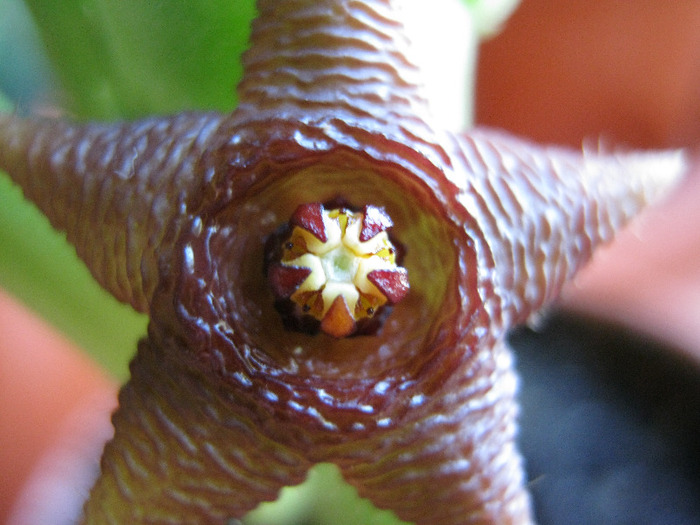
[0,112,227,312]
[0,1,690,524]
[83,324,311,523]
[449,129,686,328]
[235,0,433,129]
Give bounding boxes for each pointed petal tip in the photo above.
[320,296,356,338]
[360,205,393,242]
[586,146,691,206]
[290,203,327,242]
[268,264,312,299]
[367,268,409,304]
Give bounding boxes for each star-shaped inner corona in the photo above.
[267,203,409,338]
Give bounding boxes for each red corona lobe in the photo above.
[290,202,327,242]
[360,204,394,242]
[367,268,409,304]
[268,265,312,299]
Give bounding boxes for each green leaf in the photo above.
[245,464,412,525]
[23,0,256,118]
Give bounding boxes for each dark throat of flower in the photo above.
[266,202,409,338]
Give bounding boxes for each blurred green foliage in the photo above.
[22,0,256,118]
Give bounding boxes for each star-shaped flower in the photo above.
[0,1,689,524]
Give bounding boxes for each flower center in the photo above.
[267,203,409,338]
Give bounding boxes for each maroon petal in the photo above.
[367,268,409,304]
[290,203,327,242]
[360,205,393,242]
[268,264,311,298]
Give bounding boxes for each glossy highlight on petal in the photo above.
[367,267,409,304]
[360,204,394,242]
[0,111,226,312]
[0,1,692,524]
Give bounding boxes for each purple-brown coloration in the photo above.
[0,0,690,524]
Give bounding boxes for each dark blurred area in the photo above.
[511,314,700,524]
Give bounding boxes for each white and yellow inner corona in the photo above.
[268,203,409,338]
